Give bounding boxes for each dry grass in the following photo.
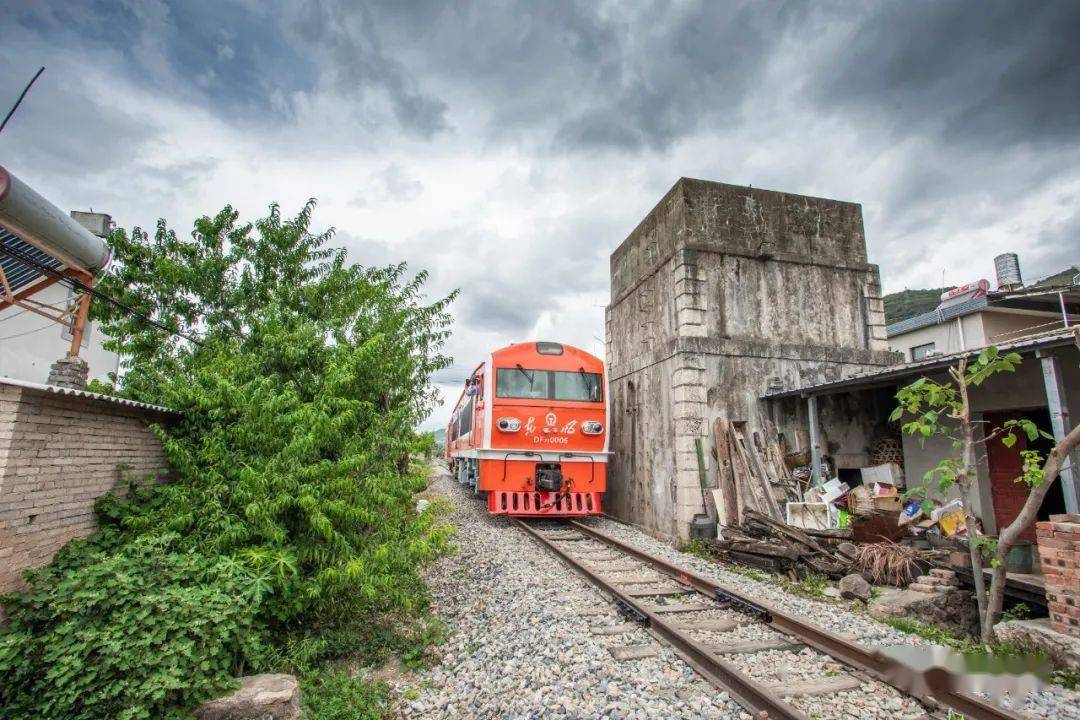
[856,541,919,586]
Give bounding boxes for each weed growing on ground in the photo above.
[300,667,388,720]
[677,539,713,560]
[787,573,829,599]
[1052,668,1079,690]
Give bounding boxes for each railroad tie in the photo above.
[674,617,752,633]
[704,637,804,654]
[640,602,716,614]
[590,624,640,636]
[609,645,661,661]
[766,674,863,697]
[623,585,693,598]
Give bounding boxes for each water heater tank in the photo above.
[0,165,111,273]
[994,253,1023,291]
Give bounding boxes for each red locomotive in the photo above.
[446,341,607,516]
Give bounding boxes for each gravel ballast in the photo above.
[400,466,1079,719]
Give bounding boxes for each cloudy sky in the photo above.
[2,1,1078,429]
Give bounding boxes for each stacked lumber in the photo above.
[715,509,854,579]
[711,418,800,524]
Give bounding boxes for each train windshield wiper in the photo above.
[516,363,534,383]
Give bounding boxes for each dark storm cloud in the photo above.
[0,54,162,177]
[6,0,315,119]
[333,1,807,152]
[288,0,449,138]
[812,1,1080,148]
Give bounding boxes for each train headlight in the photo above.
[582,421,604,435]
[497,417,521,432]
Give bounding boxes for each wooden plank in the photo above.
[591,625,638,636]
[768,675,863,697]
[731,425,781,519]
[707,637,804,655]
[713,418,739,526]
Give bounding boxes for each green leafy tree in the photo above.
[892,337,1080,642]
[0,201,456,718]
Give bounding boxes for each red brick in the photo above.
[1037,521,1056,532]
[1037,528,1055,539]
[1051,514,1080,523]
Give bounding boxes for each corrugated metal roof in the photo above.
[763,327,1079,399]
[0,376,178,415]
[885,295,989,336]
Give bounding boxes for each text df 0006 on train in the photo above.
[446,341,608,516]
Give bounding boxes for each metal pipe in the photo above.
[0,165,111,272]
[1060,291,1070,329]
[1040,352,1079,514]
[807,394,823,483]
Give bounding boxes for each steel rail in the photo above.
[567,520,1028,720]
[513,517,811,720]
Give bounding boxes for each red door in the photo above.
[984,412,1035,543]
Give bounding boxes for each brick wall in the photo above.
[0,381,173,595]
[1036,513,1080,636]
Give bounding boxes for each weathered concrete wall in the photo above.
[0,382,172,594]
[607,178,900,538]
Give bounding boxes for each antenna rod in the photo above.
[0,66,45,136]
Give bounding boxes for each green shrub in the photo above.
[0,201,455,717]
[0,536,265,720]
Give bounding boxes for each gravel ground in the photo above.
[399,466,1079,719]
[400,466,748,719]
[580,516,1080,720]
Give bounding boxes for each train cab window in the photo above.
[496,368,549,399]
[553,370,603,402]
[496,368,603,402]
[460,395,474,435]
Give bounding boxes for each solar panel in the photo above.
[0,226,64,293]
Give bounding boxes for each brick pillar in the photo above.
[46,355,90,389]
[1036,513,1080,636]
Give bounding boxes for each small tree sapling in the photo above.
[892,332,1080,642]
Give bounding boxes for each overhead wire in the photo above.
[0,320,57,342]
[0,241,207,346]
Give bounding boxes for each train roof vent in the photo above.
[536,341,564,355]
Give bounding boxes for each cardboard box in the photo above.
[873,495,904,512]
[938,510,967,536]
[861,463,904,487]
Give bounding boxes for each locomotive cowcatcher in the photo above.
[446,341,607,516]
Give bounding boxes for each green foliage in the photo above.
[301,668,388,720]
[0,536,264,720]
[677,539,713,560]
[891,348,1046,501]
[882,287,946,325]
[794,573,829,599]
[1000,602,1031,623]
[0,201,456,718]
[1052,667,1080,690]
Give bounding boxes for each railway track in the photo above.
[514,517,1029,720]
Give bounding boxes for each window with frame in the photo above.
[496,367,603,402]
[459,395,474,436]
[911,342,936,361]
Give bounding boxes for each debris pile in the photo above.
[714,509,854,579]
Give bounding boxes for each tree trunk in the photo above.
[983,420,1080,640]
[951,361,990,638]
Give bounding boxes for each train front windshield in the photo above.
[496,368,603,402]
